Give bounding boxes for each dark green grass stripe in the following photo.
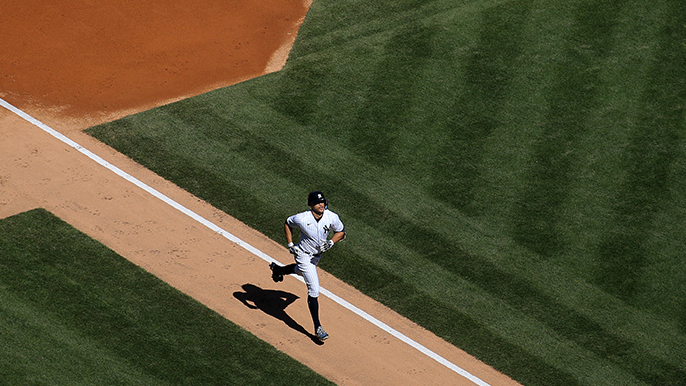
[291,0,478,58]
[431,0,532,215]
[270,56,335,126]
[348,21,439,165]
[596,0,686,310]
[507,2,686,382]
[513,0,627,258]
[0,209,332,385]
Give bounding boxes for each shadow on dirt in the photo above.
[234,283,323,345]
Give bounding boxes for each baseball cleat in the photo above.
[269,262,284,283]
[316,326,329,341]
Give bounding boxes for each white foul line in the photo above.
[1,97,491,386]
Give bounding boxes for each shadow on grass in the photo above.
[234,284,323,345]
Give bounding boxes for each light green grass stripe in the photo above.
[0,290,166,385]
[551,0,671,277]
[468,0,686,367]
[470,0,576,228]
[291,0,494,58]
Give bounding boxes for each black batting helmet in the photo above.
[307,191,328,207]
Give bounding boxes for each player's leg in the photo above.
[308,295,328,340]
[308,295,321,328]
[294,255,320,298]
[294,255,328,340]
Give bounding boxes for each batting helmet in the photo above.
[307,191,328,207]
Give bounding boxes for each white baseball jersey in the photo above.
[287,209,345,255]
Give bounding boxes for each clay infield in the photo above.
[0,1,520,384]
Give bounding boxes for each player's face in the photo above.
[311,202,326,215]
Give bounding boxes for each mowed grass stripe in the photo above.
[290,0,490,58]
[511,0,627,258]
[1,290,167,385]
[87,0,686,384]
[0,209,333,385]
[595,0,686,301]
[476,0,686,375]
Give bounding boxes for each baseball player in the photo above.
[270,191,346,341]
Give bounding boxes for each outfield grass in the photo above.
[0,209,333,385]
[87,0,686,384]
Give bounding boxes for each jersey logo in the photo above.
[323,225,331,233]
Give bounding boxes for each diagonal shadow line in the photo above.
[234,283,322,345]
[434,0,532,215]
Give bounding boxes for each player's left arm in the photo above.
[331,213,346,243]
[321,230,344,252]
[321,214,345,252]
[331,230,346,243]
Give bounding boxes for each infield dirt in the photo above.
[0,1,520,385]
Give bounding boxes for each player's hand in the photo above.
[320,239,334,252]
[288,242,299,255]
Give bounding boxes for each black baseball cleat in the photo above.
[269,262,284,283]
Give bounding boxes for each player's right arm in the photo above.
[284,219,300,255]
[284,221,294,245]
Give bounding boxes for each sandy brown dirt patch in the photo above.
[1,0,307,127]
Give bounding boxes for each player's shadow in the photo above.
[234,284,322,345]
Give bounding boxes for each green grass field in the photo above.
[0,209,332,385]
[84,0,686,384]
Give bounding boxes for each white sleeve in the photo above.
[286,212,302,229]
[286,214,297,228]
[331,213,345,233]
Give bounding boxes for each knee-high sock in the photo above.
[307,295,321,328]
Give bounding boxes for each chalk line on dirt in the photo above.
[1,97,491,386]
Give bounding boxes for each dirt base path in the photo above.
[0,2,520,385]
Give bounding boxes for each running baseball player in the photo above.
[269,191,346,341]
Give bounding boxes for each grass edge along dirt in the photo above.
[0,208,333,386]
